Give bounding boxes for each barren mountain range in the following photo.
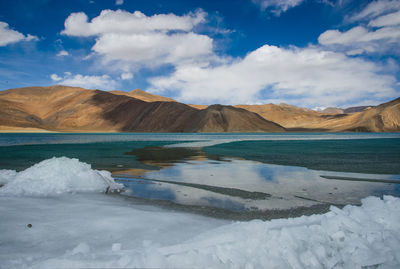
[0,85,398,132]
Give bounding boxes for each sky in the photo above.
[0,0,399,108]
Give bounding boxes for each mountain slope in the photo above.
[110,89,176,102]
[237,100,399,132]
[235,103,326,128]
[306,98,400,132]
[0,86,285,132]
[189,105,284,132]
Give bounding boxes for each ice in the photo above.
[0,191,399,268]
[0,158,399,268]
[70,243,90,255]
[165,139,238,148]
[0,193,227,269]
[0,169,17,185]
[111,243,122,252]
[0,157,123,196]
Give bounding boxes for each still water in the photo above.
[1,133,399,220]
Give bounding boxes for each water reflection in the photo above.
[117,152,400,219]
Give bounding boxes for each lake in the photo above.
[1,132,399,220]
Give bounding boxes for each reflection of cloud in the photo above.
[144,159,271,191]
[143,158,398,207]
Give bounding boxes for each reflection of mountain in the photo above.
[0,86,285,132]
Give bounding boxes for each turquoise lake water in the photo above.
[1,133,399,219]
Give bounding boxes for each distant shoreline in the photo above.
[1,126,399,134]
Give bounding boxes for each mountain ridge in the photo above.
[0,85,398,132]
[0,85,285,133]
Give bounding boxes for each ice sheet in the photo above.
[0,193,399,268]
[0,157,399,268]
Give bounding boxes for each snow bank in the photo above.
[157,196,400,268]
[0,169,17,185]
[1,194,399,269]
[0,157,123,196]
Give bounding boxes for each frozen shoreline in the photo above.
[1,157,399,268]
[1,193,399,268]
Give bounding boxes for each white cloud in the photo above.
[61,9,211,67]
[56,50,69,56]
[349,0,400,22]
[50,73,118,90]
[62,9,206,37]
[115,0,123,5]
[318,26,400,46]
[149,45,397,107]
[50,74,62,81]
[0,21,38,46]
[369,10,400,27]
[120,72,133,80]
[92,32,213,66]
[319,1,400,55]
[252,0,305,15]
[59,7,398,107]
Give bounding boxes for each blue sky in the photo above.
[0,0,399,108]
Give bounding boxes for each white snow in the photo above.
[0,192,399,268]
[0,157,399,268]
[0,193,227,269]
[0,169,17,185]
[0,157,122,196]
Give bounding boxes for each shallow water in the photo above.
[116,148,400,219]
[0,133,399,220]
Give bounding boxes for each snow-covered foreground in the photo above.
[1,157,400,268]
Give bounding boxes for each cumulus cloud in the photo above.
[149,45,397,107]
[56,50,69,56]
[50,73,117,90]
[59,7,398,107]
[319,0,400,55]
[252,0,305,15]
[62,9,206,36]
[61,9,211,67]
[50,74,62,81]
[92,31,212,66]
[120,72,133,80]
[0,21,38,46]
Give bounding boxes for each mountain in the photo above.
[304,98,400,132]
[318,106,373,114]
[0,85,285,132]
[321,107,344,114]
[343,106,374,113]
[235,103,326,129]
[110,89,176,102]
[1,85,398,132]
[186,105,284,132]
[237,100,399,132]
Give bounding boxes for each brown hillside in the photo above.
[110,89,176,103]
[236,100,399,132]
[0,86,285,132]
[189,105,284,132]
[304,98,400,132]
[236,103,326,128]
